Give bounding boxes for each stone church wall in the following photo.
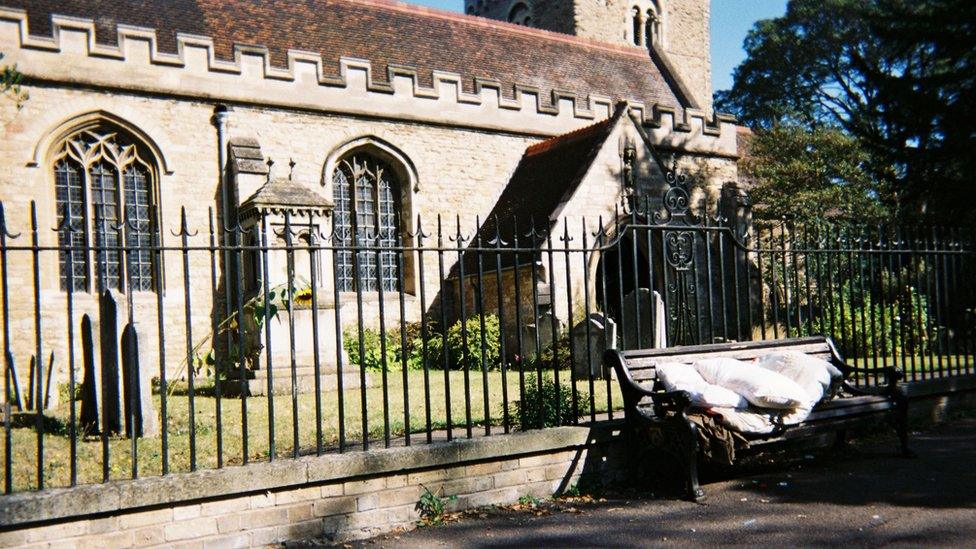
[0,4,735,402]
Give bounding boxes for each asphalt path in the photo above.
[300,419,976,548]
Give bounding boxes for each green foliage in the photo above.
[508,375,585,431]
[446,314,501,371]
[343,327,400,372]
[56,381,83,404]
[805,277,931,359]
[345,315,502,372]
[743,126,889,223]
[0,53,28,109]
[405,321,444,371]
[181,282,311,388]
[716,0,976,225]
[518,494,542,507]
[417,485,456,526]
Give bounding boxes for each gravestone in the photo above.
[99,291,122,435]
[621,288,666,350]
[518,310,557,363]
[79,315,98,434]
[570,313,617,380]
[78,291,156,438]
[121,324,158,437]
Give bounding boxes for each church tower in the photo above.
[464,0,712,111]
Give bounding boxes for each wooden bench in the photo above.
[604,336,911,501]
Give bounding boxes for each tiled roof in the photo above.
[456,104,626,274]
[6,0,683,110]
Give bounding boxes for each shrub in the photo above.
[344,314,501,372]
[507,375,585,430]
[538,334,572,370]
[405,322,444,371]
[445,314,501,371]
[343,327,400,371]
[806,279,931,359]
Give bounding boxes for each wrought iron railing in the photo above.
[0,196,973,494]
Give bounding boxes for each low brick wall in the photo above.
[2,376,974,548]
[0,423,631,547]
[904,375,976,425]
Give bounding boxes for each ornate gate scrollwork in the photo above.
[654,170,702,346]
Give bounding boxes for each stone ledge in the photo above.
[0,422,618,528]
[905,374,976,398]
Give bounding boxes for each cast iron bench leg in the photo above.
[895,388,914,458]
[681,417,706,502]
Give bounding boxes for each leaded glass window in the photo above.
[332,154,402,292]
[124,164,154,291]
[55,159,88,291]
[52,124,160,292]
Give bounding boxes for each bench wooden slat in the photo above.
[623,346,833,368]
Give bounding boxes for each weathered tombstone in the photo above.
[571,313,618,380]
[99,291,122,435]
[121,324,142,438]
[519,310,556,364]
[120,323,158,438]
[621,289,667,350]
[79,315,98,433]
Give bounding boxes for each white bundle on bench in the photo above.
[756,350,843,405]
[653,353,847,435]
[654,362,747,409]
[694,357,810,410]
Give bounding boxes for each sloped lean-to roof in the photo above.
[4,0,685,112]
[455,104,627,275]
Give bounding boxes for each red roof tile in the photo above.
[4,0,683,110]
[456,104,627,274]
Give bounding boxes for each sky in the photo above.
[406,0,789,93]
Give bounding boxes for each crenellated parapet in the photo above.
[0,6,736,157]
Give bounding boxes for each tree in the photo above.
[1,52,28,108]
[717,0,976,225]
[741,125,888,223]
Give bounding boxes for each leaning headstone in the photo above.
[571,313,618,380]
[99,291,122,435]
[120,323,158,438]
[120,324,142,438]
[79,315,99,434]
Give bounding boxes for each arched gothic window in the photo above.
[332,153,402,292]
[52,124,159,292]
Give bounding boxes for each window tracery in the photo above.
[52,125,159,292]
[332,153,402,292]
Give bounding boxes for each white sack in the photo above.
[756,351,843,405]
[655,362,747,409]
[694,357,809,410]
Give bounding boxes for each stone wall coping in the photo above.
[904,374,976,399]
[0,421,619,528]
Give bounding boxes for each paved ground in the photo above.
[307,419,976,547]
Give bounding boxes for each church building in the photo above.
[0,0,739,402]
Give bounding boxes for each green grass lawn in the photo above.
[2,368,623,493]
